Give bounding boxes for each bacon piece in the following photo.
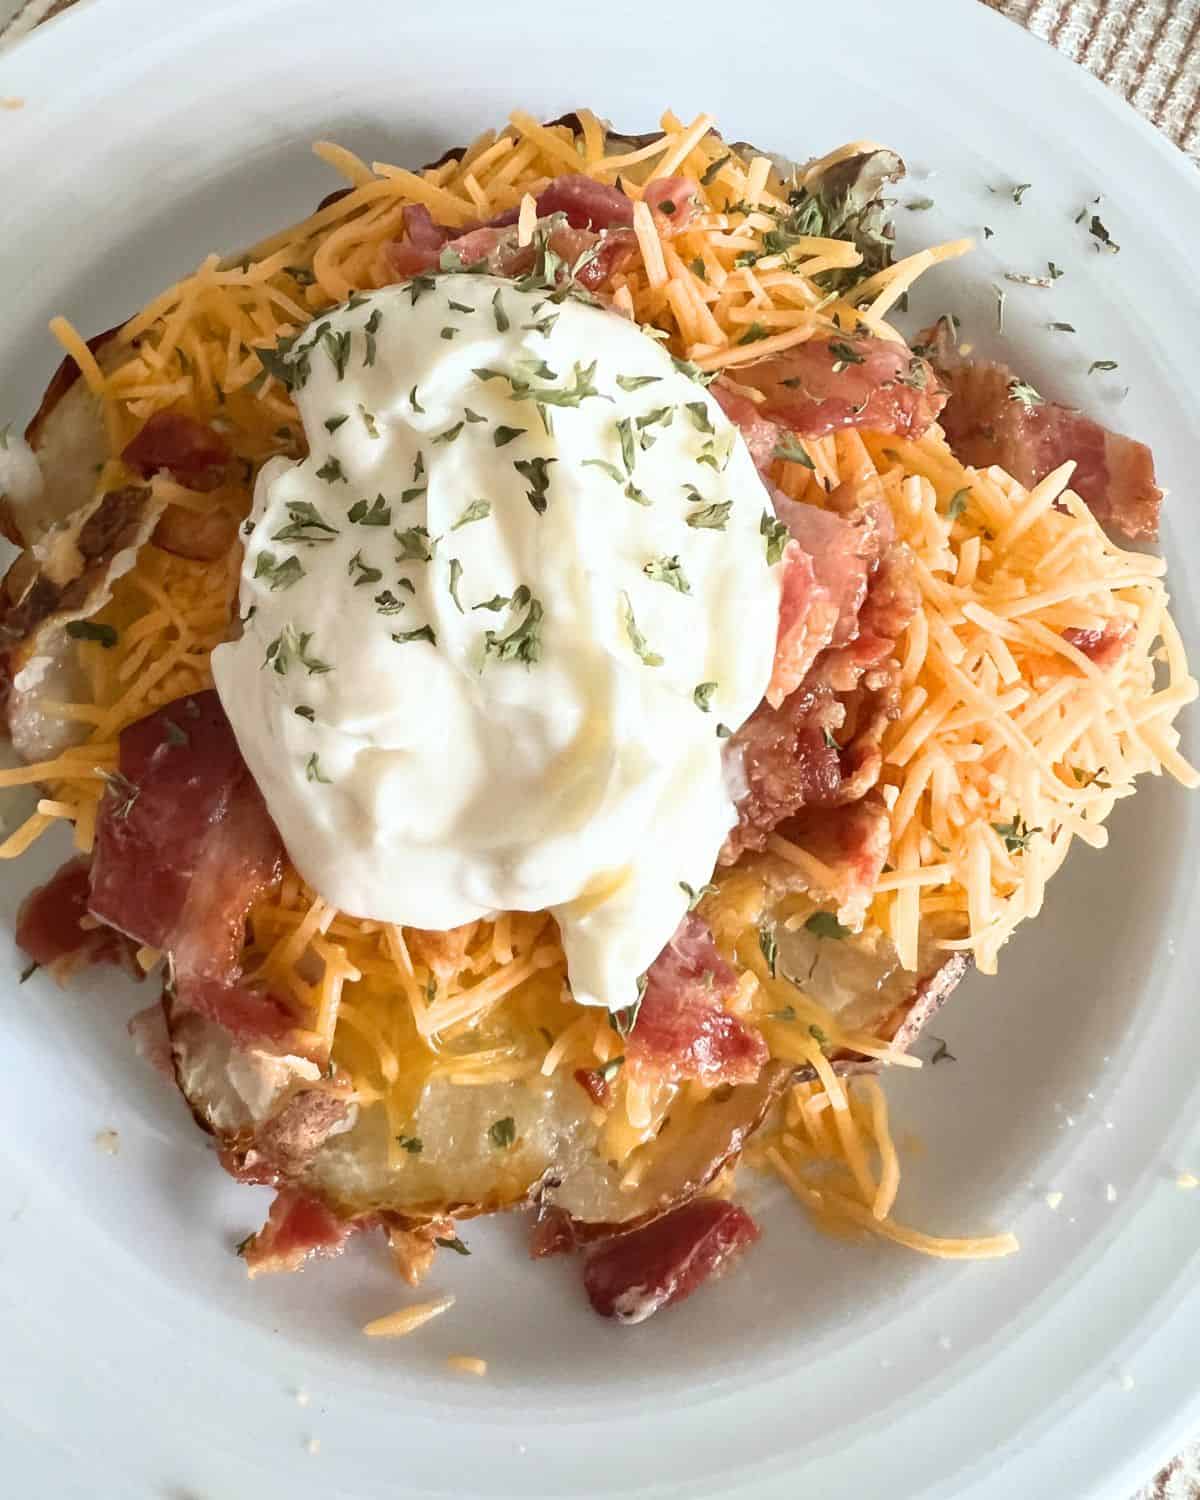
[239,1188,363,1277]
[723,630,905,865]
[530,1205,578,1259]
[387,204,454,278]
[1061,621,1134,669]
[768,542,841,709]
[628,913,767,1087]
[583,1198,760,1323]
[384,214,633,294]
[712,382,782,471]
[765,494,894,708]
[151,504,239,562]
[174,974,297,1046]
[89,691,283,983]
[775,793,892,928]
[574,1065,612,1108]
[926,323,1161,541]
[732,335,946,440]
[532,175,634,231]
[121,411,230,484]
[15,855,139,975]
[643,176,700,232]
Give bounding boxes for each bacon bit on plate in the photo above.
[529,1205,578,1259]
[239,1188,365,1276]
[583,1197,760,1323]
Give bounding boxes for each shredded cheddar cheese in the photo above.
[8,108,1195,1264]
[362,1295,456,1339]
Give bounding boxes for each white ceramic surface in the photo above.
[0,2,1198,1497]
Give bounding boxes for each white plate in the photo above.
[1,2,1198,1496]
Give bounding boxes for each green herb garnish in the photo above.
[758,924,778,977]
[991,814,1041,854]
[488,1116,516,1149]
[620,591,662,667]
[452,499,491,530]
[253,551,305,591]
[274,499,339,543]
[772,439,815,469]
[347,550,382,587]
[805,911,850,941]
[348,495,391,526]
[686,501,732,531]
[314,457,346,485]
[482,586,543,666]
[760,512,790,565]
[1007,378,1044,408]
[513,456,556,514]
[643,555,690,594]
[392,624,437,646]
[66,620,118,648]
[395,526,434,563]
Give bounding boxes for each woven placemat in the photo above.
[0,0,1197,1494]
[983,0,1200,163]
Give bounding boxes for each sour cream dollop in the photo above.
[212,275,781,1011]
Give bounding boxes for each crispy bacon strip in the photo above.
[386,215,633,294]
[15,855,138,975]
[89,691,283,983]
[730,335,946,440]
[527,175,634,232]
[1061,621,1134,668]
[174,975,297,1046]
[711,382,782,470]
[628,913,767,1087]
[121,410,230,483]
[926,320,1161,541]
[583,1198,760,1323]
[765,494,894,708]
[776,792,893,928]
[239,1188,363,1276]
[642,176,700,232]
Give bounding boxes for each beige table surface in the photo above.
[2,0,1198,1495]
